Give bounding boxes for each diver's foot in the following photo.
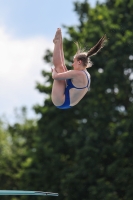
[53,28,61,44]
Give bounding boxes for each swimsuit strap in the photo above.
[82,70,90,88]
[75,70,90,89]
[66,70,90,90]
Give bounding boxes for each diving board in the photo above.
[0,190,58,196]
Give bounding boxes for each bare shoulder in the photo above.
[65,70,83,76]
[71,70,86,76]
[73,70,91,82]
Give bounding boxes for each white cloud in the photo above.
[0,26,53,123]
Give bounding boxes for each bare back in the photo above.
[68,70,90,106]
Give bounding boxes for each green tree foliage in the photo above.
[0,0,133,200]
[0,120,16,192]
[32,0,133,200]
[32,0,133,199]
[0,108,38,200]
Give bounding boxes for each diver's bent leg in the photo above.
[52,28,67,106]
[53,40,64,72]
[51,79,66,106]
[53,28,61,44]
[60,30,68,71]
[53,28,66,73]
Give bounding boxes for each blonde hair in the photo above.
[75,35,107,68]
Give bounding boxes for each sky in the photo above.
[0,0,105,124]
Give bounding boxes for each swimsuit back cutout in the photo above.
[56,70,90,110]
[66,70,90,90]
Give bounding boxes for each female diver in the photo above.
[51,28,106,109]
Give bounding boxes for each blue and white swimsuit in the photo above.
[56,70,90,109]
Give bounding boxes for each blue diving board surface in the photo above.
[0,190,59,196]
